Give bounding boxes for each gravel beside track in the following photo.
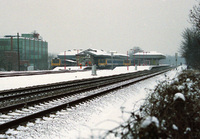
[0,67,172,133]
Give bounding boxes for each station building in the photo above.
[133,51,166,66]
[76,48,128,66]
[57,49,83,66]
[55,49,166,69]
[0,32,48,71]
[56,48,128,67]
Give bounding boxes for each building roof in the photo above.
[134,51,165,56]
[0,33,46,41]
[82,48,111,56]
[77,48,128,58]
[134,51,166,59]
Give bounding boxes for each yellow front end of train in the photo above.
[51,58,61,67]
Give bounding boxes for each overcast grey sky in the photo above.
[0,0,197,55]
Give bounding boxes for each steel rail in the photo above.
[0,72,145,111]
[0,70,146,103]
[0,68,172,133]
[0,70,144,96]
[0,68,171,111]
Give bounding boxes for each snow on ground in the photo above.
[1,66,185,139]
[0,66,151,91]
[52,66,87,71]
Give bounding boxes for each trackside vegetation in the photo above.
[103,69,200,138]
[180,0,200,70]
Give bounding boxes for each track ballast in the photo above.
[0,67,172,133]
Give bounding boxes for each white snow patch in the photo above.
[53,66,87,71]
[186,78,190,82]
[0,134,7,138]
[172,124,178,130]
[173,93,185,101]
[178,85,185,90]
[184,127,191,134]
[141,116,159,128]
[6,128,18,135]
[186,127,191,132]
[187,82,193,89]
[26,122,34,127]
[17,126,29,131]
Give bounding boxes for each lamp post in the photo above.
[146,52,147,65]
[64,51,66,70]
[133,49,135,66]
[129,48,133,66]
[111,52,114,70]
[77,49,79,66]
[138,52,140,66]
[175,53,178,67]
[143,51,144,66]
[127,51,129,71]
[17,33,20,71]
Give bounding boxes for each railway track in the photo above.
[0,67,172,133]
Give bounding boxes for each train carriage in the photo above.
[51,58,61,68]
[123,59,131,66]
[51,58,61,66]
[98,58,131,68]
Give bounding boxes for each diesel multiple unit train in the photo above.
[51,58,61,68]
[98,59,131,67]
[51,57,132,69]
[51,48,166,69]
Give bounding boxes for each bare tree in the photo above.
[128,47,143,58]
[180,28,200,69]
[190,1,200,31]
[180,1,200,69]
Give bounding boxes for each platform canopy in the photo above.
[76,48,128,59]
[132,51,166,65]
[133,51,166,59]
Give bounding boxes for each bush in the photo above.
[103,70,200,138]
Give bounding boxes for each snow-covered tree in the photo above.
[128,46,143,58]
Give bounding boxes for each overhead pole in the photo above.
[17,33,20,71]
[143,51,144,66]
[127,51,129,71]
[111,52,113,70]
[64,51,66,70]
[175,53,178,68]
[134,49,135,66]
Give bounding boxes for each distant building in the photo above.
[56,48,128,68]
[76,48,128,67]
[133,51,166,65]
[57,49,83,66]
[54,49,166,69]
[0,32,48,71]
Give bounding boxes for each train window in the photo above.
[107,60,112,63]
[99,59,106,63]
[52,59,60,63]
[124,60,130,63]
